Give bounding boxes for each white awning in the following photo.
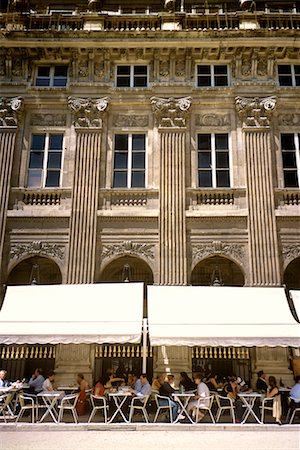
[148,286,300,347]
[290,290,300,323]
[0,283,144,345]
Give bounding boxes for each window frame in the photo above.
[280,133,300,188]
[197,132,232,188]
[35,65,69,87]
[112,132,147,189]
[115,64,149,88]
[196,64,230,88]
[278,64,300,87]
[27,132,64,189]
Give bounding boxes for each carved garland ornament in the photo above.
[150,96,191,128]
[102,240,155,261]
[192,241,245,265]
[282,245,300,265]
[195,113,230,127]
[0,96,23,127]
[113,114,149,127]
[235,96,277,128]
[278,114,300,127]
[68,96,109,128]
[10,241,65,261]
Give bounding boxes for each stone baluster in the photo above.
[67,97,109,284]
[151,96,191,285]
[236,96,280,286]
[0,97,23,286]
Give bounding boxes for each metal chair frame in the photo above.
[153,394,174,423]
[193,394,215,424]
[57,393,80,423]
[88,394,108,423]
[128,394,150,423]
[215,394,235,423]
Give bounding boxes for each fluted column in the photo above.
[236,96,280,286]
[67,97,109,284]
[151,97,191,285]
[0,97,23,283]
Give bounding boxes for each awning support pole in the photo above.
[142,318,148,373]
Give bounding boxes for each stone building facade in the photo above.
[0,0,300,384]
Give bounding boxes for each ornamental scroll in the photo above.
[150,96,191,128]
[235,96,277,128]
[68,96,109,128]
[0,97,23,127]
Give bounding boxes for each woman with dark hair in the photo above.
[256,370,268,392]
[206,373,222,392]
[94,376,106,397]
[179,372,196,392]
[267,376,282,424]
[76,373,90,416]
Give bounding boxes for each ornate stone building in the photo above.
[0,0,300,384]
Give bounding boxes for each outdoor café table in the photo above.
[0,384,24,417]
[37,391,62,423]
[239,392,262,424]
[57,386,78,394]
[172,392,195,424]
[108,391,132,423]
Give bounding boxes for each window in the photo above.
[27,133,64,188]
[197,65,229,87]
[197,133,231,188]
[278,65,300,87]
[116,65,148,88]
[281,133,300,188]
[35,66,68,87]
[113,134,146,188]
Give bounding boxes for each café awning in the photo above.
[147,286,300,347]
[290,290,300,323]
[0,283,144,345]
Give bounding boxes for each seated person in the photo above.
[127,373,138,389]
[135,374,151,397]
[159,377,184,421]
[289,375,300,406]
[256,370,268,392]
[187,373,209,421]
[94,376,106,397]
[76,373,90,416]
[267,376,281,424]
[166,374,176,389]
[104,368,124,390]
[179,371,196,392]
[42,370,55,392]
[205,373,222,392]
[221,376,244,423]
[29,368,45,394]
[151,373,164,392]
[0,370,12,388]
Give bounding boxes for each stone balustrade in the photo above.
[187,188,246,209]
[275,189,300,207]
[9,188,72,209]
[99,189,159,210]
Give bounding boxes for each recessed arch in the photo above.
[283,257,300,290]
[99,255,154,285]
[191,255,245,286]
[7,256,62,285]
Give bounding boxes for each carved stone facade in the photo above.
[102,241,155,261]
[10,242,65,261]
[235,96,277,128]
[68,96,109,128]
[0,97,23,127]
[192,241,246,266]
[151,96,191,128]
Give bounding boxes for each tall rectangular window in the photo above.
[116,65,148,88]
[278,65,300,87]
[113,134,146,188]
[197,65,229,87]
[197,133,231,188]
[281,133,300,188]
[27,133,63,188]
[35,66,68,87]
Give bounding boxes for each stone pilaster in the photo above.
[151,96,191,285]
[236,96,280,286]
[0,97,23,283]
[55,344,93,386]
[67,97,109,284]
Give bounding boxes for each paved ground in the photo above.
[2,428,300,450]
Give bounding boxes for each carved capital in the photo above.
[235,96,277,128]
[192,241,245,265]
[151,96,191,128]
[0,96,23,127]
[10,241,65,261]
[102,240,155,261]
[68,96,109,129]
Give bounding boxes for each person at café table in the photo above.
[76,373,90,416]
[179,371,196,392]
[94,376,106,397]
[256,370,268,392]
[266,375,282,424]
[186,372,209,421]
[151,373,164,391]
[104,368,124,390]
[289,375,300,415]
[29,368,45,394]
[159,375,185,421]
[134,374,151,401]
[221,376,244,423]
[0,369,12,388]
[42,370,55,391]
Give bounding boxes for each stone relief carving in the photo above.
[113,114,149,127]
[68,96,109,128]
[30,113,67,126]
[192,241,245,265]
[257,56,268,77]
[10,241,65,261]
[175,59,185,78]
[151,96,191,128]
[195,113,230,127]
[235,96,277,127]
[159,60,169,78]
[102,240,155,261]
[78,57,89,78]
[278,114,300,127]
[282,244,300,264]
[94,62,104,79]
[241,55,252,77]
[0,96,23,127]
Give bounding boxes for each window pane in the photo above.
[134,66,147,75]
[214,65,227,75]
[216,152,229,168]
[281,134,295,150]
[131,171,145,188]
[198,170,212,187]
[295,76,300,87]
[284,171,299,188]
[198,152,211,168]
[113,171,127,188]
[278,65,292,75]
[49,135,63,150]
[27,170,42,187]
[132,152,145,169]
[37,66,50,77]
[197,76,211,87]
[282,152,297,168]
[117,66,130,75]
[134,76,148,87]
[35,78,50,87]
[45,171,60,187]
[215,75,228,86]
[197,65,211,75]
[53,78,67,87]
[216,170,230,187]
[54,66,68,77]
[294,65,300,75]
[114,152,128,169]
[115,135,128,150]
[29,152,44,168]
[116,77,131,87]
[132,134,145,150]
[31,135,45,150]
[279,75,293,86]
[198,134,211,150]
[47,153,62,169]
[215,134,228,150]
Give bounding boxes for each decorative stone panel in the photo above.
[0,97,23,127]
[30,114,67,127]
[192,241,246,265]
[151,96,191,128]
[282,244,300,266]
[102,240,155,261]
[113,114,149,127]
[10,241,65,261]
